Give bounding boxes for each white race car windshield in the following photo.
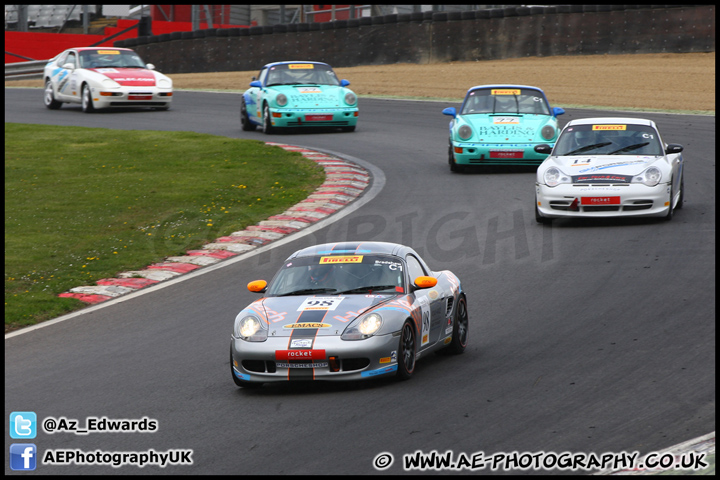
[554,124,664,156]
[78,49,147,69]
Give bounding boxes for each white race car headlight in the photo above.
[632,166,663,186]
[344,92,357,105]
[233,315,268,342]
[157,78,171,88]
[543,166,571,187]
[341,312,383,340]
[101,78,120,89]
[276,93,288,107]
[458,124,473,140]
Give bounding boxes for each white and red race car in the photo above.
[534,117,685,222]
[43,47,172,112]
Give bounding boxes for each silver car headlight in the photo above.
[101,78,120,89]
[543,166,571,187]
[341,312,383,340]
[276,93,288,107]
[632,166,663,186]
[344,92,357,105]
[233,315,268,342]
[458,124,473,140]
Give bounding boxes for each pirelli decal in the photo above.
[593,125,626,131]
[319,255,363,264]
[491,89,521,95]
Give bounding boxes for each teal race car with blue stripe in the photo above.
[240,61,358,133]
[442,85,565,171]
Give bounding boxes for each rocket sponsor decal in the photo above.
[275,349,326,360]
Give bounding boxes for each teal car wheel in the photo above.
[449,140,464,173]
[240,97,256,131]
[262,103,274,134]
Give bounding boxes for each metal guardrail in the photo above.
[5,59,49,81]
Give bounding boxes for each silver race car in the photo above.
[231,242,468,387]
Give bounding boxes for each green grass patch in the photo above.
[5,123,325,332]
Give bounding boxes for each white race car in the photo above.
[43,47,173,112]
[534,118,685,222]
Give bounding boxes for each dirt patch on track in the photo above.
[8,52,715,113]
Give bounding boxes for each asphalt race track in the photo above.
[4,88,715,474]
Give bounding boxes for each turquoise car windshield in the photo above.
[461,88,550,115]
[266,63,340,86]
[554,124,664,156]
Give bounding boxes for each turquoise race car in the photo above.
[442,85,565,171]
[240,61,358,133]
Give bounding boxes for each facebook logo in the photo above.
[10,411,37,439]
[10,444,37,471]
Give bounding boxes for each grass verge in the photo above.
[5,123,325,332]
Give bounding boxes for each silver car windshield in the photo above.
[265,63,340,86]
[267,254,405,296]
[554,124,664,156]
[78,49,147,69]
[461,88,551,115]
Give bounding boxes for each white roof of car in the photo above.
[566,117,655,127]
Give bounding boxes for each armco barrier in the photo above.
[5,59,47,80]
[120,5,714,75]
